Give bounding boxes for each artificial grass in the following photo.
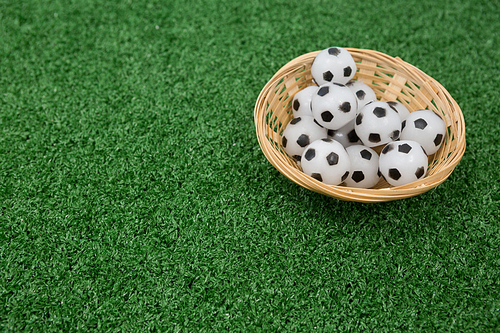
[1,0,499,331]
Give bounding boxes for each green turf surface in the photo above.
[1,0,499,331]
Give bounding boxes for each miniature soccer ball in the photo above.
[344,145,380,188]
[327,119,361,148]
[346,80,377,112]
[310,47,357,86]
[387,101,411,120]
[300,138,351,185]
[291,86,318,118]
[310,82,358,130]
[400,109,446,155]
[354,101,401,147]
[281,116,328,162]
[378,140,428,186]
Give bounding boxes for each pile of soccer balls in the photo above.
[281,47,447,188]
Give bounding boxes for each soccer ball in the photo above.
[400,110,446,155]
[327,119,362,148]
[310,82,358,130]
[300,138,351,185]
[346,80,377,112]
[291,86,318,118]
[355,101,401,147]
[378,140,428,186]
[344,145,380,188]
[281,116,328,162]
[310,47,357,86]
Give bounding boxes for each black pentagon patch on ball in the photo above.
[373,107,386,118]
[282,136,288,148]
[311,173,323,182]
[293,155,301,161]
[415,166,425,179]
[326,152,339,166]
[434,133,443,146]
[352,171,365,183]
[339,102,351,113]
[346,81,354,87]
[388,168,402,180]
[391,130,400,141]
[356,113,363,125]
[305,148,316,161]
[323,71,334,82]
[327,129,335,136]
[318,86,329,96]
[290,117,301,125]
[398,143,412,154]
[341,171,349,182]
[347,129,359,143]
[293,99,300,111]
[401,120,406,130]
[360,149,372,160]
[297,134,310,148]
[414,118,428,129]
[381,143,394,154]
[328,47,341,56]
[356,90,366,100]
[368,133,381,143]
[322,138,333,142]
[343,66,352,77]
[321,111,334,122]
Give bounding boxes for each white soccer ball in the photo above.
[346,80,377,112]
[281,116,328,162]
[400,109,446,155]
[354,101,401,147]
[344,145,380,188]
[379,140,428,186]
[300,138,351,185]
[327,119,361,148]
[291,86,318,118]
[310,82,358,130]
[310,47,357,86]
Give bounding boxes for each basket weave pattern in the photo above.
[254,49,466,202]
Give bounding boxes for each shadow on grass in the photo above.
[283,174,474,233]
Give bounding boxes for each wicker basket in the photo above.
[254,48,466,203]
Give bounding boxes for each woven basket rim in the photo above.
[254,48,466,203]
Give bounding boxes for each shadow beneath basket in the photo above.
[288,179,465,233]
